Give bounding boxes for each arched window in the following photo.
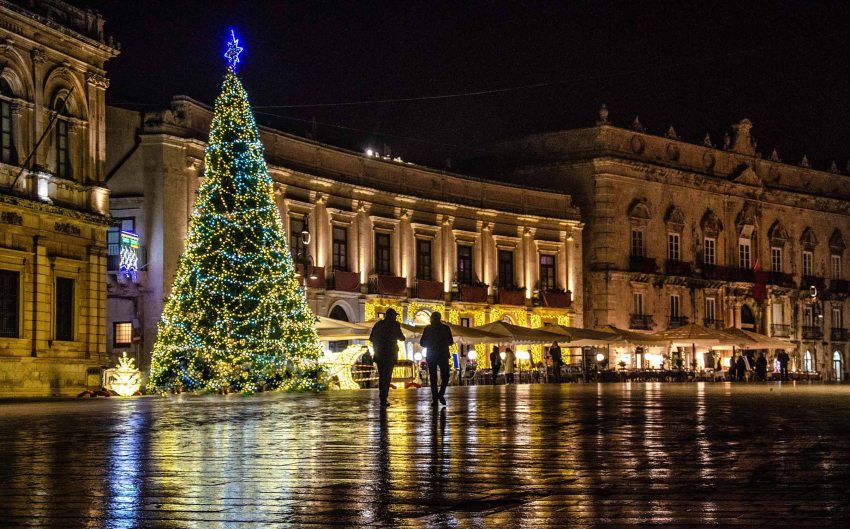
[328,305,350,353]
[54,99,71,179]
[804,350,813,373]
[833,351,843,381]
[0,78,16,165]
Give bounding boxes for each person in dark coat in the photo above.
[420,311,454,406]
[735,354,747,382]
[548,342,563,383]
[490,345,502,385]
[777,350,790,381]
[369,308,405,407]
[755,352,768,381]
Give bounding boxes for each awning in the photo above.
[542,325,622,347]
[473,321,566,344]
[653,323,739,348]
[720,327,793,350]
[401,322,501,344]
[595,325,670,347]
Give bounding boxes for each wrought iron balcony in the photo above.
[766,272,796,288]
[830,279,850,294]
[629,313,653,330]
[667,316,688,329]
[801,275,827,292]
[770,324,791,338]
[368,274,407,296]
[802,325,823,341]
[831,328,849,342]
[665,260,693,277]
[703,318,725,329]
[629,255,657,274]
[414,279,444,301]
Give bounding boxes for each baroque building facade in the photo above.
[105,97,583,371]
[0,0,117,395]
[495,111,850,379]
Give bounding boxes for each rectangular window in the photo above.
[670,294,680,320]
[0,269,19,338]
[705,297,716,322]
[539,254,556,291]
[633,292,644,315]
[1,99,12,164]
[457,245,473,285]
[803,250,813,276]
[667,233,681,262]
[738,239,751,269]
[113,322,132,347]
[831,254,842,280]
[55,277,74,341]
[833,307,843,329]
[459,317,471,356]
[56,119,69,179]
[498,250,514,288]
[416,238,432,281]
[771,247,782,273]
[804,306,814,327]
[332,226,348,271]
[290,216,306,259]
[772,302,784,325]
[703,238,716,265]
[374,233,392,275]
[631,228,645,257]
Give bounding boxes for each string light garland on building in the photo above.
[149,30,324,394]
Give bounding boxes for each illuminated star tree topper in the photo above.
[224,29,243,70]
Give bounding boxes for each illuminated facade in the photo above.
[106,97,583,370]
[0,1,118,395]
[496,110,850,378]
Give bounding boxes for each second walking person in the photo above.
[420,312,454,407]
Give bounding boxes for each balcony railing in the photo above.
[699,263,727,281]
[703,318,725,329]
[665,260,692,277]
[729,267,755,283]
[497,287,526,306]
[770,324,791,338]
[332,270,361,292]
[414,279,444,301]
[542,289,571,308]
[629,313,653,330]
[801,275,827,292]
[458,284,488,303]
[368,274,407,296]
[767,272,796,288]
[629,255,657,274]
[667,316,688,329]
[831,328,849,342]
[802,326,823,340]
[830,279,850,294]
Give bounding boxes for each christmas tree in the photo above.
[149,31,324,393]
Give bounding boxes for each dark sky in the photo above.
[86,0,850,171]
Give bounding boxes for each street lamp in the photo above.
[295,213,317,286]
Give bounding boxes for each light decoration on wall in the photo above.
[119,230,140,282]
[104,352,142,397]
[148,31,324,394]
[364,299,404,323]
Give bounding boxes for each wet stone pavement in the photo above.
[1,383,850,528]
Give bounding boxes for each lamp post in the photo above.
[295,213,317,288]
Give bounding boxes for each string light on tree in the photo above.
[149,30,325,394]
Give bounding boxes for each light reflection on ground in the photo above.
[1,382,849,527]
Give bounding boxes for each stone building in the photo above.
[105,96,583,371]
[495,109,850,379]
[0,1,117,395]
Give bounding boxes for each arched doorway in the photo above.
[328,305,350,353]
[413,309,432,326]
[833,351,843,381]
[741,304,756,331]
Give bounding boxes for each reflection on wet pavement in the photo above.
[1,383,849,527]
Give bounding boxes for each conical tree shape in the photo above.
[149,68,324,393]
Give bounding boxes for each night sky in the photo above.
[87,1,850,171]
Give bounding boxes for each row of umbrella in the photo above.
[317,316,791,351]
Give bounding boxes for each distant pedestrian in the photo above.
[504,347,516,384]
[420,312,454,407]
[777,350,790,381]
[756,352,767,381]
[369,308,405,408]
[490,345,502,385]
[548,342,563,383]
[735,354,747,382]
[728,356,737,381]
